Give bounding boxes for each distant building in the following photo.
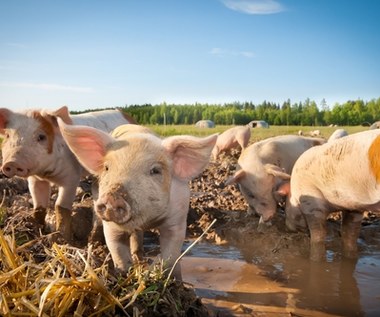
[195,120,215,128]
[248,120,269,128]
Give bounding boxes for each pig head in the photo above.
[58,120,217,279]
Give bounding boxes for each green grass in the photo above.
[147,124,369,140]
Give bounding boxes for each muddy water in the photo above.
[181,232,380,317]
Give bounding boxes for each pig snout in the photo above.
[2,161,29,178]
[95,193,132,224]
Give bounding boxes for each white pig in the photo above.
[58,120,217,279]
[327,128,348,142]
[212,125,251,159]
[0,106,135,241]
[226,135,325,227]
[283,129,380,261]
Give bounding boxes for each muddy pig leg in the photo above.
[103,221,132,272]
[55,206,73,242]
[301,196,328,261]
[28,177,51,226]
[341,211,363,259]
[130,230,144,263]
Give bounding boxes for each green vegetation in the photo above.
[109,97,380,127]
[147,124,368,139]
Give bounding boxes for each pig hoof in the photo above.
[33,207,47,226]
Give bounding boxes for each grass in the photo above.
[146,124,369,139]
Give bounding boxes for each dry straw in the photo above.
[0,219,216,316]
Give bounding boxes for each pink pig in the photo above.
[58,120,217,279]
[212,125,251,159]
[283,129,380,261]
[0,106,135,241]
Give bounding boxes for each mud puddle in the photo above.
[181,238,380,317]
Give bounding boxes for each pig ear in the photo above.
[162,134,217,180]
[0,108,12,134]
[224,169,246,186]
[57,118,114,175]
[276,181,290,196]
[265,164,291,180]
[52,105,73,124]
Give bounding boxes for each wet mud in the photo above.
[1,148,380,316]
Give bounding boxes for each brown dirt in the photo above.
[0,148,379,316]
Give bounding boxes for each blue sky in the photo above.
[0,0,379,112]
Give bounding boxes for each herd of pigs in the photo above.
[0,106,379,280]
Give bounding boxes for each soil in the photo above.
[0,148,379,316]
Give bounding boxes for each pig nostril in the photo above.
[116,207,125,214]
[96,203,106,213]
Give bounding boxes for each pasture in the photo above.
[147,124,368,139]
[0,124,379,316]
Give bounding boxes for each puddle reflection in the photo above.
[182,240,380,316]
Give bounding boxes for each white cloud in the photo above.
[209,47,254,58]
[0,82,94,93]
[221,0,285,15]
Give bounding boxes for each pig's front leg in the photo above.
[159,219,187,281]
[54,185,78,242]
[303,208,328,261]
[130,230,144,263]
[103,221,132,272]
[341,211,363,259]
[28,177,51,226]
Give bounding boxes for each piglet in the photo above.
[58,120,217,279]
[0,106,134,242]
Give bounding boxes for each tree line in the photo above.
[76,98,380,126]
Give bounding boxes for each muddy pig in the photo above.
[226,135,325,228]
[212,125,251,159]
[0,106,135,242]
[58,120,217,279]
[283,129,380,261]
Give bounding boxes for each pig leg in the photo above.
[159,221,187,280]
[300,196,328,261]
[28,177,51,225]
[341,211,363,259]
[305,211,327,261]
[103,221,132,272]
[54,185,77,242]
[130,230,144,263]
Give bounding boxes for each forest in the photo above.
[75,97,380,126]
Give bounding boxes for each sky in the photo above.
[0,0,379,112]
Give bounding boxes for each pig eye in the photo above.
[37,133,47,142]
[247,192,255,199]
[150,166,162,175]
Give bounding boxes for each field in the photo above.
[147,124,368,138]
[0,124,379,316]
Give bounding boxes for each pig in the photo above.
[0,106,135,242]
[327,128,348,142]
[283,129,380,261]
[226,135,325,227]
[212,125,251,159]
[57,120,217,279]
[309,129,321,137]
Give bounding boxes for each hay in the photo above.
[0,229,208,317]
